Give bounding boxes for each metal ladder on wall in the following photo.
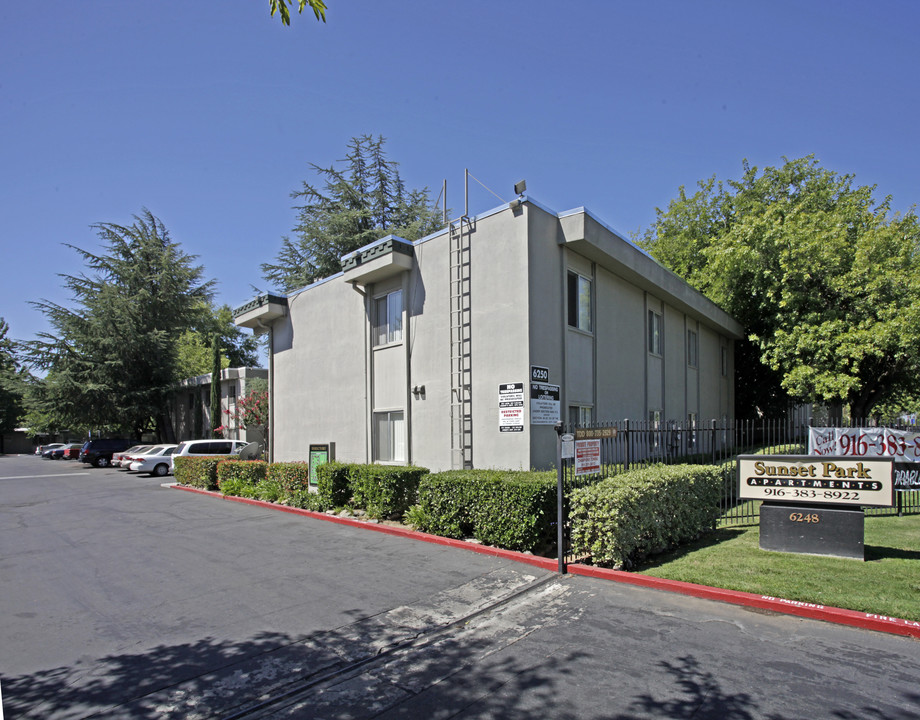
[449,215,474,469]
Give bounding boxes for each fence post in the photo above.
[711,419,718,465]
[624,419,631,471]
[555,421,566,574]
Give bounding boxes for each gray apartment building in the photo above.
[235,197,743,471]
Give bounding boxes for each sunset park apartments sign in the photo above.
[738,456,894,508]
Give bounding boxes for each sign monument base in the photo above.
[760,502,865,560]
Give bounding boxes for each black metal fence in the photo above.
[558,416,920,537]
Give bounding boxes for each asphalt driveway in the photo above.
[1,454,918,719]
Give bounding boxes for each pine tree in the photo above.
[261,135,443,292]
[26,210,214,439]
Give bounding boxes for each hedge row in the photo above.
[569,464,722,569]
[173,456,242,490]
[174,456,724,564]
[411,469,557,553]
[315,462,428,519]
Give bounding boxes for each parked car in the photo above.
[62,443,85,460]
[79,439,135,468]
[112,445,146,467]
[51,443,84,460]
[128,445,178,477]
[118,446,153,468]
[172,439,251,458]
[39,443,66,459]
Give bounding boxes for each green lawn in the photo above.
[634,513,920,622]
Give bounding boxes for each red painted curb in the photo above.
[170,484,920,640]
[567,564,920,640]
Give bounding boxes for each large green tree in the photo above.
[26,211,215,440]
[640,156,920,420]
[262,135,443,292]
[0,318,26,450]
[175,303,259,381]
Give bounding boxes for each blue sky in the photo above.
[2,1,918,348]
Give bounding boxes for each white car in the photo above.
[172,439,251,458]
[118,445,153,468]
[114,444,148,467]
[128,445,178,477]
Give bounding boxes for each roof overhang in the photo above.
[233,293,288,332]
[559,211,744,339]
[342,235,414,287]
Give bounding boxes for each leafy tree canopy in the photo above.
[175,304,259,381]
[639,156,920,420]
[269,0,327,26]
[262,135,443,292]
[25,210,215,440]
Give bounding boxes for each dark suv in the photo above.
[79,439,135,468]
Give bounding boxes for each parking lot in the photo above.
[2,454,918,719]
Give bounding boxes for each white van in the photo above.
[172,439,251,458]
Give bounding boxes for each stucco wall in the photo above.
[254,198,742,472]
[272,277,368,462]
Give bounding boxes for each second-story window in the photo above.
[567,271,592,332]
[373,289,403,346]
[648,310,662,355]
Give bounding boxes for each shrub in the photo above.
[417,470,557,553]
[315,461,355,507]
[268,462,312,501]
[217,460,268,498]
[173,456,239,490]
[350,465,428,519]
[570,464,722,569]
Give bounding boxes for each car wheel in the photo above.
[152,463,168,477]
[94,456,110,468]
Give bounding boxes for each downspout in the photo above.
[256,318,274,463]
[349,281,370,463]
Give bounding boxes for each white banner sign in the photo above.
[808,427,920,462]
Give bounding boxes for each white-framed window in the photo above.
[373,289,403,347]
[648,310,662,355]
[687,329,698,367]
[569,405,593,428]
[567,271,592,332]
[374,410,405,462]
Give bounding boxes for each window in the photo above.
[688,412,697,447]
[567,271,592,332]
[721,346,729,376]
[687,329,698,367]
[569,405,593,428]
[374,290,403,346]
[648,310,662,355]
[374,410,405,462]
[648,410,661,449]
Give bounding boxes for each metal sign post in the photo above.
[555,421,565,573]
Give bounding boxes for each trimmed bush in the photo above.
[417,470,557,553]
[217,460,268,498]
[173,456,239,490]
[268,462,312,502]
[315,461,356,507]
[570,463,722,569]
[350,465,428,519]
